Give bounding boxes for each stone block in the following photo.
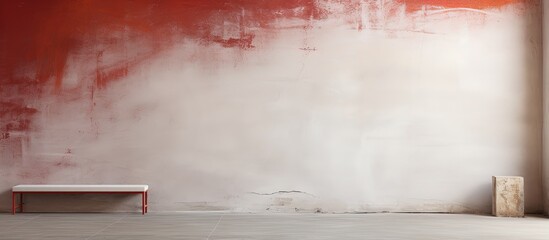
[492,176,524,217]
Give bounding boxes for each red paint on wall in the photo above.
[1,0,324,90]
[212,34,255,49]
[96,65,129,90]
[396,0,528,12]
[0,0,326,133]
[0,0,534,132]
[0,102,38,131]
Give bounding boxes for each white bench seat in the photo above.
[13,184,148,192]
[11,184,149,215]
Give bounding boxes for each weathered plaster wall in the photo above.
[0,0,543,213]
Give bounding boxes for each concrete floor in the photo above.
[1,213,549,239]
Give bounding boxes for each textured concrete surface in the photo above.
[1,213,549,240]
[0,2,543,214]
[492,176,525,217]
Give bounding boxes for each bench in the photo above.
[12,184,149,215]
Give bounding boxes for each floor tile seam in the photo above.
[206,213,225,240]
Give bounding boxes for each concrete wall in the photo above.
[0,0,543,213]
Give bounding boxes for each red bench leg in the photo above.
[142,192,145,215]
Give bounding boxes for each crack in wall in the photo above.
[247,190,316,198]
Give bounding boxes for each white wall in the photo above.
[0,1,543,213]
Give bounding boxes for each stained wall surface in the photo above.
[0,0,543,213]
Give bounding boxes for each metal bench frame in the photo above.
[12,190,148,215]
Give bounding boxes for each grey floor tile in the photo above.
[0,212,548,240]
